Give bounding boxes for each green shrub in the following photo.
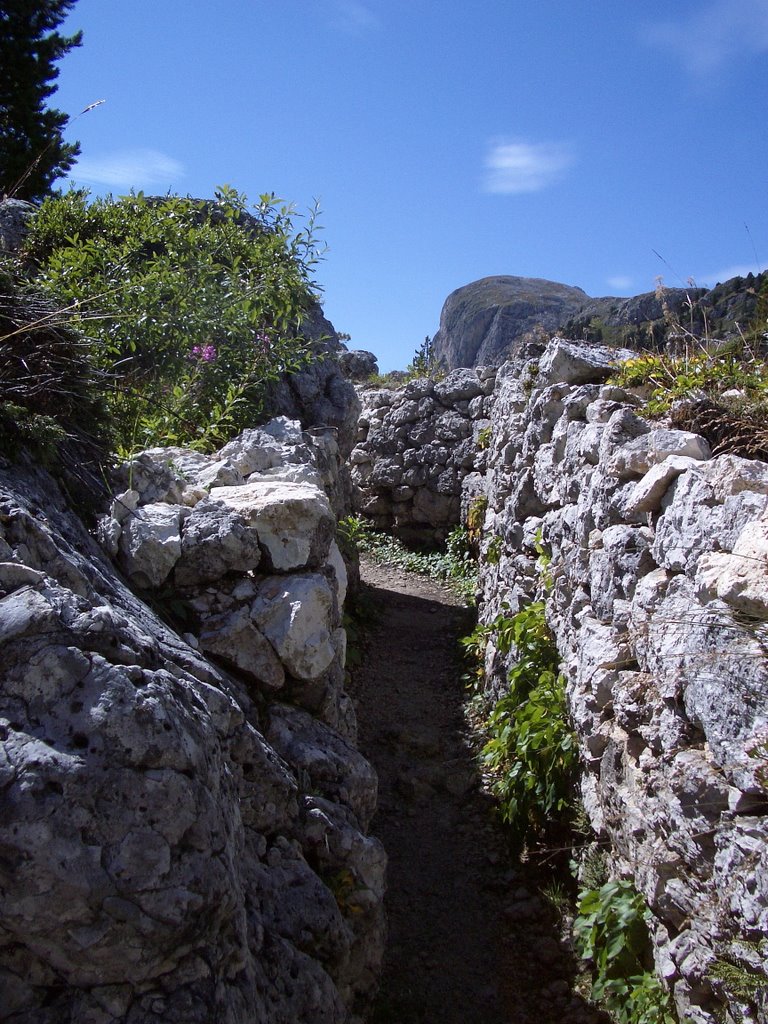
[23,187,323,453]
[478,601,577,841]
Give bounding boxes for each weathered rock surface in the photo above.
[470,341,768,1024]
[430,275,588,370]
[350,366,496,543]
[338,349,379,382]
[0,420,384,1023]
[0,198,36,251]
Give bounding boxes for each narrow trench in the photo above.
[350,556,609,1024]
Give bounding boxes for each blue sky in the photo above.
[54,0,768,371]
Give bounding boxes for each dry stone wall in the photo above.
[0,419,383,1024]
[356,339,768,1024]
[350,367,496,543]
[479,342,768,1024]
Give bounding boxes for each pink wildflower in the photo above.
[189,344,217,362]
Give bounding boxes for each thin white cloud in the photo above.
[483,138,574,195]
[643,0,768,74]
[607,275,634,292]
[330,0,381,34]
[69,148,185,190]
[698,263,762,287]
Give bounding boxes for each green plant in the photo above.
[533,527,553,591]
[459,602,518,682]
[341,515,477,601]
[406,334,443,379]
[476,424,492,450]
[0,0,83,200]
[479,601,577,840]
[24,187,323,453]
[711,941,768,1013]
[485,534,503,564]
[466,495,488,540]
[573,880,676,1024]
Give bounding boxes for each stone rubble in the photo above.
[0,418,383,1023]
[355,338,768,1024]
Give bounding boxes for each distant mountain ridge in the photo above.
[431,272,768,370]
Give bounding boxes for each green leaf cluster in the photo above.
[573,880,676,1024]
[23,187,323,453]
[477,601,577,840]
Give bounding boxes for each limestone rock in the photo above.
[537,338,635,386]
[174,498,262,586]
[210,480,335,572]
[118,502,188,588]
[253,574,337,681]
[0,458,382,1023]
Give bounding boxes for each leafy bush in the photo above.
[477,601,577,841]
[573,880,676,1024]
[610,348,768,416]
[23,187,323,453]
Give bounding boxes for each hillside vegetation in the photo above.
[0,188,324,475]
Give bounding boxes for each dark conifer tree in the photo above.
[0,0,82,202]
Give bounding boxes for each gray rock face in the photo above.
[266,305,362,458]
[0,423,384,1023]
[338,349,379,382]
[430,276,589,370]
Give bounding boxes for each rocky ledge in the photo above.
[0,418,384,1024]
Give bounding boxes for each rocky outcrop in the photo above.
[0,198,35,252]
[338,349,379,383]
[350,367,496,544]
[430,276,589,370]
[429,271,767,371]
[0,420,384,1023]
[265,305,362,458]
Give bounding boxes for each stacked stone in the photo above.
[0,417,384,1024]
[473,339,768,1024]
[350,367,496,543]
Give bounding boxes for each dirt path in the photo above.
[350,557,608,1024]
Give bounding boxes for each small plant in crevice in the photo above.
[466,494,488,545]
[573,880,677,1024]
[476,424,492,450]
[710,940,768,1018]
